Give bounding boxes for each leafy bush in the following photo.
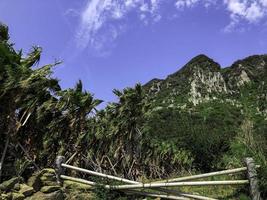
[144,101,242,171]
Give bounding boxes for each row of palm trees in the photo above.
[0,24,103,180]
[1,24,182,181]
[0,23,199,183]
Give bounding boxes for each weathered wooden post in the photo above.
[245,157,262,200]
[55,156,65,186]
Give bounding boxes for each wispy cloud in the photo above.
[224,0,267,32]
[175,0,217,9]
[75,0,267,52]
[75,0,163,52]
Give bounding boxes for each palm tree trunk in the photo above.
[17,142,40,171]
[0,136,10,182]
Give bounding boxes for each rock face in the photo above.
[144,54,267,117]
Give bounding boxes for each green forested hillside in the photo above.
[0,24,266,199]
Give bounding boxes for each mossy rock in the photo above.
[41,180,58,187]
[41,172,55,178]
[65,192,93,200]
[0,177,21,192]
[13,183,20,191]
[11,192,25,200]
[18,184,34,197]
[63,180,91,191]
[0,193,12,200]
[40,169,55,175]
[40,186,61,193]
[27,171,42,191]
[0,194,8,200]
[40,170,56,184]
[40,176,56,183]
[25,190,64,200]
[27,168,56,191]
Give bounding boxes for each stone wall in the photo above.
[0,168,93,200]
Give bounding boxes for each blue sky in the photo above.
[0,0,267,103]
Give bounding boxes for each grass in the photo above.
[135,171,251,200]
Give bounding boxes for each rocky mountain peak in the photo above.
[144,54,266,109]
[224,55,267,89]
[166,54,221,84]
[183,54,221,72]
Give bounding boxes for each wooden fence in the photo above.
[55,156,262,200]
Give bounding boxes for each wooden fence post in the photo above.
[245,157,262,200]
[55,156,65,186]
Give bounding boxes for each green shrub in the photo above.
[144,102,242,171]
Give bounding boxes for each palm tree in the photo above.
[55,80,102,164]
[0,23,9,41]
[92,83,147,179]
[0,24,61,179]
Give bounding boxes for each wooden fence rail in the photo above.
[60,163,213,200]
[55,156,262,200]
[62,163,137,184]
[154,167,248,183]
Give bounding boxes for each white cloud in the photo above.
[222,0,267,31]
[76,0,164,51]
[246,2,264,22]
[174,0,216,9]
[225,0,267,22]
[151,0,161,12]
[140,3,149,12]
[260,0,267,7]
[75,0,267,52]
[225,0,246,16]
[175,0,200,9]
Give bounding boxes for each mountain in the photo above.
[144,54,267,118]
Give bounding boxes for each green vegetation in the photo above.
[0,24,266,199]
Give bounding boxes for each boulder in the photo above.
[41,172,55,178]
[63,180,91,191]
[40,186,61,193]
[27,172,42,191]
[0,193,12,200]
[41,181,58,187]
[40,175,56,183]
[40,169,57,185]
[27,168,57,191]
[39,169,55,175]
[11,192,24,200]
[0,177,21,192]
[13,183,20,191]
[19,184,34,197]
[25,190,64,200]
